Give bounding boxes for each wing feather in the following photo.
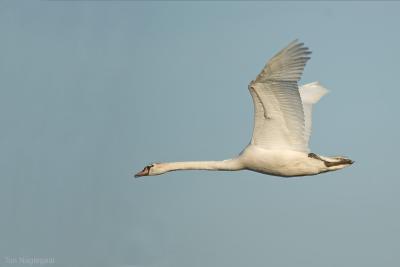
[299,82,329,148]
[249,40,311,152]
[255,40,311,83]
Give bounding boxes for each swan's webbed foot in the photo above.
[309,153,354,167]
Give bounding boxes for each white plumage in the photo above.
[299,81,329,149]
[135,40,353,178]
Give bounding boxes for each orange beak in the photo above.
[134,166,150,178]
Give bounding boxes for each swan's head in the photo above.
[134,163,167,178]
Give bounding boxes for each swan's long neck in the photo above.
[159,158,243,174]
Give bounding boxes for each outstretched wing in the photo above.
[299,81,329,149]
[249,40,311,152]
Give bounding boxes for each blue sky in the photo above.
[1,1,400,267]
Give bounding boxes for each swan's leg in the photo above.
[308,153,353,167]
[308,153,323,160]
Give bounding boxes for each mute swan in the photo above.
[135,40,353,178]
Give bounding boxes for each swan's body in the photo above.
[135,40,353,178]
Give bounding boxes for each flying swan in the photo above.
[135,40,353,178]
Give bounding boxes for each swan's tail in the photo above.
[299,81,329,105]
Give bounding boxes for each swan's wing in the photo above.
[249,40,311,152]
[299,81,329,148]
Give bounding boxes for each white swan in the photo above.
[135,40,353,178]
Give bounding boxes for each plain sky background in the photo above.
[1,1,400,267]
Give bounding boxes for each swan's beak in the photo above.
[134,167,150,178]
